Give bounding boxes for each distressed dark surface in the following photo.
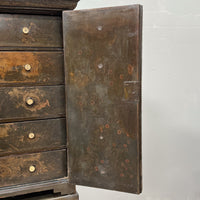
[0,150,67,188]
[0,178,75,198]
[0,2,72,199]
[2,193,79,200]
[0,0,79,9]
[63,5,142,194]
[0,52,64,86]
[0,118,66,156]
[0,0,79,15]
[0,15,62,48]
[0,86,65,122]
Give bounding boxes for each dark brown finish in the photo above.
[0,0,77,199]
[0,118,66,156]
[0,150,67,188]
[63,5,142,194]
[0,0,79,15]
[4,193,79,200]
[0,85,65,122]
[0,15,62,48]
[0,178,75,198]
[0,0,78,8]
[0,52,64,86]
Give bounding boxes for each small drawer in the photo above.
[0,86,65,122]
[0,52,64,86]
[0,118,66,156]
[0,150,67,187]
[0,14,62,48]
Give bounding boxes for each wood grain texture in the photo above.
[0,178,75,198]
[0,118,66,156]
[0,86,65,122]
[0,52,64,86]
[0,14,62,48]
[0,150,67,188]
[63,5,142,194]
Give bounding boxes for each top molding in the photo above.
[0,0,80,15]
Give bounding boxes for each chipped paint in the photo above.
[0,52,64,85]
[0,126,10,138]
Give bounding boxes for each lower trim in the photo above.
[0,178,76,198]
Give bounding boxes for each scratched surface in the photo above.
[0,118,66,156]
[0,86,65,123]
[63,5,142,194]
[0,52,64,86]
[0,150,66,187]
[0,14,62,48]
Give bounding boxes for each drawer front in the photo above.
[0,118,66,156]
[0,52,64,86]
[0,86,65,122]
[0,14,62,48]
[0,150,66,187]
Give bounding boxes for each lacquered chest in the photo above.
[0,1,142,199]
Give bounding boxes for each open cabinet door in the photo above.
[63,5,142,194]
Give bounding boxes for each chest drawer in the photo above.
[0,14,62,48]
[0,85,65,122]
[0,118,66,156]
[0,150,66,187]
[0,52,64,86]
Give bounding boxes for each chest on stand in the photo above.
[0,1,143,199]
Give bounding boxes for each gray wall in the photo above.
[75,0,200,199]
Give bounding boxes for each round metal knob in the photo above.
[24,64,31,71]
[29,165,36,173]
[98,63,103,69]
[26,97,34,106]
[23,27,30,34]
[28,133,35,139]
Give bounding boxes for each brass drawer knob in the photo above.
[23,27,30,34]
[24,64,32,71]
[26,97,34,106]
[29,165,36,173]
[28,132,35,139]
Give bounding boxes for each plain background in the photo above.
[74,0,200,199]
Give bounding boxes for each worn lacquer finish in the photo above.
[0,0,79,15]
[63,5,142,194]
[0,86,65,122]
[0,0,79,9]
[0,150,67,187]
[0,118,66,156]
[0,52,64,86]
[0,2,71,198]
[0,15,62,48]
